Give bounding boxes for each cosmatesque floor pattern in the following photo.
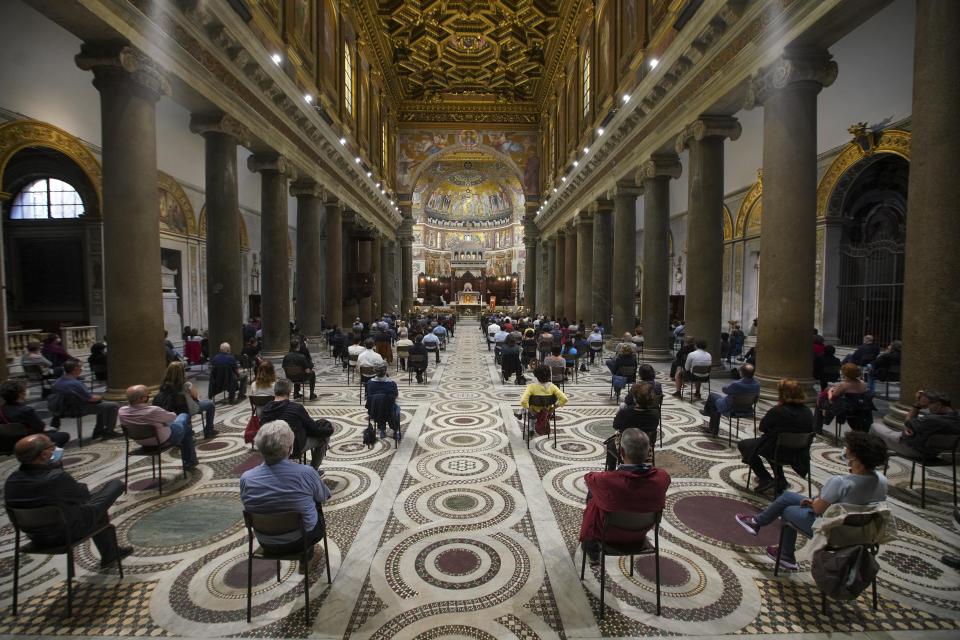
[1,322,959,639]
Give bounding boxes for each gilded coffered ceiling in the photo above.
[355,0,585,123]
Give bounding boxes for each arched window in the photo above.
[10,178,84,219]
[344,45,354,116]
[582,50,591,118]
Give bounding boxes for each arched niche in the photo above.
[158,171,197,236]
[198,205,251,250]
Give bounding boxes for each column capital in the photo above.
[744,48,837,109]
[546,236,557,247]
[638,153,683,182]
[290,179,324,199]
[189,112,252,145]
[398,215,414,242]
[588,198,614,215]
[323,192,341,207]
[575,210,593,226]
[76,42,171,100]
[675,115,742,153]
[607,179,643,200]
[523,219,539,239]
[247,153,297,180]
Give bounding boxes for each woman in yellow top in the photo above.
[520,364,569,433]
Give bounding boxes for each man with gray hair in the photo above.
[240,420,331,555]
[210,342,248,403]
[261,379,333,469]
[119,384,199,471]
[578,428,671,564]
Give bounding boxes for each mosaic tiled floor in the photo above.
[1,323,959,639]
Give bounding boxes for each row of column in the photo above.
[71,42,400,398]
[534,0,960,416]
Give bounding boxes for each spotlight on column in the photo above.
[622,94,630,104]
[573,160,579,167]
[597,127,605,136]
[271,53,283,65]
[583,147,589,154]
[390,200,394,206]
[304,93,314,104]
[339,137,347,145]
[375,182,381,188]
[552,187,557,193]
[355,157,362,163]
[649,58,659,69]
[561,176,567,182]
[366,171,372,177]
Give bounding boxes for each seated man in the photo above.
[0,380,70,448]
[543,345,568,379]
[408,335,430,383]
[50,359,120,439]
[5,433,132,567]
[587,326,604,364]
[210,342,248,403]
[421,330,441,364]
[871,389,960,456]
[843,334,881,367]
[700,364,760,436]
[395,329,413,370]
[674,339,712,400]
[736,430,887,570]
[21,341,56,381]
[119,384,198,471]
[500,335,525,385]
[373,324,394,364]
[737,379,813,493]
[240,420,332,558]
[813,344,842,391]
[365,365,401,438]
[432,322,448,345]
[579,429,671,564]
[261,380,333,470]
[282,339,317,401]
[610,383,661,469]
[866,340,901,395]
[346,334,364,368]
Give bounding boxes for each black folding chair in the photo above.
[580,509,662,618]
[283,363,309,403]
[549,364,566,392]
[243,508,331,624]
[48,392,86,448]
[120,421,182,495]
[22,363,55,398]
[589,340,604,368]
[726,393,759,446]
[346,352,359,384]
[746,431,816,497]
[6,504,124,616]
[524,394,559,448]
[396,346,410,372]
[886,433,960,509]
[407,353,428,385]
[610,365,637,403]
[688,364,712,401]
[358,365,377,404]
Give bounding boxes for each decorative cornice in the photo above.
[744,48,838,109]
[76,42,171,99]
[247,153,297,180]
[675,115,742,153]
[189,112,252,146]
[290,179,324,199]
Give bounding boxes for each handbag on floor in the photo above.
[243,414,260,444]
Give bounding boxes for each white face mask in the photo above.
[51,447,64,463]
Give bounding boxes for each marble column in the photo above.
[745,48,837,394]
[523,219,538,313]
[610,179,644,338]
[291,179,323,337]
[381,239,395,315]
[358,235,373,321]
[889,0,960,425]
[76,43,170,397]
[399,215,414,315]
[190,114,247,355]
[0,192,10,380]
[371,234,382,319]
[555,231,566,318]
[545,238,557,317]
[638,155,682,359]
[575,212,593,323]
[590,198,614,330]
[563,225,577,320]
[324,198,343,328]
[677,116,741,367]
[248,153,297,356]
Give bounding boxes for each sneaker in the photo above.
[767,545,798,570]
[735,513,760,536]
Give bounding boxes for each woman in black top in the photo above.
[606,382,659,469]
[738,378,814,493]
[0,380,70,448]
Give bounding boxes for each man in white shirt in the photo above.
[675,339,712,399]
[421,331,441,363]
[487,320,500,339]
[587,327,604,364]
[395,329,414,370]
[357,338,386,369]
[346,335,365,363]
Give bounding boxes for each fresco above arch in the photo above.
[199,205,251,250]
[158,171,196,236]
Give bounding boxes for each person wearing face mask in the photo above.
[0,380,70,448]
[4,433,132,568]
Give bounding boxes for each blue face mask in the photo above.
[51,447,64,463]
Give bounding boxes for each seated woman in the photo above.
[607,383,660,469]
[520,329,538,368]
[737,379,813,494]
[500,335,525,385]
[605,343,638,377]
[816,362,871,432]
[735,430,888,570]
[157,361,218,439]
[519,364,568,435]
[88,343,108,381]
[0,380,70,448]
[813,344,842,391]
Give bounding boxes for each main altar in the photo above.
[454,290,482,315]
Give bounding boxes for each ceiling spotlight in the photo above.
[375,182,381,188]
[622,93,630,103]
[561,176,567,182]
[381,189,386,194]
[355,157,361,164]
[573,160,579,167]
[271,53,282,65]
[553,187,557,193]
[597,127,605,136]
[583,147,589,154]
[649,58,659,69]
[389,200,394,206]
[304,93,314,104]
[366,171,372,177]
[339,137,347,145]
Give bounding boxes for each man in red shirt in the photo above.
[579,429,671,563]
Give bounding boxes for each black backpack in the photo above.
[362,423,376,449]
[811,544,879,600]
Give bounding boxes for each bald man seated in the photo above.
[118,385,198,472]
[4,434,132,567]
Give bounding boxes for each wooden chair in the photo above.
[6,504,124,616]
[120,421,182,495]
[346,352,359,384]
[243,508,331,624]
[886,433,960,508]
[580,510,662,619]
[746,431,816,497]
[726,393,759,446]
[396,345,410,372]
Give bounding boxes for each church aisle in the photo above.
[0,322,958,639]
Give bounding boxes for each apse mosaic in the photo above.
[0,326,958,638]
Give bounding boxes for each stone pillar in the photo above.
[610,179,644,338]
[745,48,837,395]
[889,0,960,425]
[575,211,593,323]
[380,239,394,315]
[248,153,297,356]
[638,155,682,359]
[677,116,741,367]
[341,210,357,323]
[77,43,170,397]
[324,198,343,328]
[371,234,382,319]
[590,198,614,330]
[291,179,323,337]
[545,238,557,317]
[357,235,373,321]
[563,225,577,321]
[0,191,9,380]
[399,215,414,315]
[190,113,248,355]
[555,231,566,318]
[523,219,538,314]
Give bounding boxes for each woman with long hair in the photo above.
[159,361,217,438]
